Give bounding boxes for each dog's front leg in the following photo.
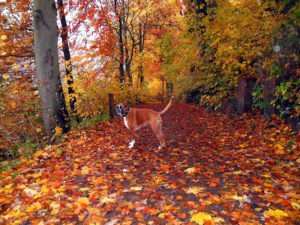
[128,130,136,148]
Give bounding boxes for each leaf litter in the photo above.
[0,103,299,224]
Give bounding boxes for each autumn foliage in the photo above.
[0,103,299,224]
[0,0,299,223]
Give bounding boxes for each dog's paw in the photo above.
[128,140,135,148]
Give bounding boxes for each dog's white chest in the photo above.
[123,117,130,129]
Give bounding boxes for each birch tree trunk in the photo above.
[33,0,70,138]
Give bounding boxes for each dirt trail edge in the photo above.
[0,103,299,225]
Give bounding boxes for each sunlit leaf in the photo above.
[186,186,205,195]
[3,74,10,80]
[264,209,288,219]
[0,35,8,41]
[190,212,213,225]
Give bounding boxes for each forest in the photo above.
[0,0,299,224]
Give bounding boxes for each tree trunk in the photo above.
[237,77,257,114]
[57,0,79,121]
[138,22,144,87]
[33,0,70,138]
[123,19,132,85]
[114,0,125,85]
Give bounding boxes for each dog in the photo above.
[116,98,173,149]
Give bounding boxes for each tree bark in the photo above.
[33,0,70,138]
[138,22,144,87]
[114,0,125,85]
[57,0,79,121]
[123,18,132,85]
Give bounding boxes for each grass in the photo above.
[72,114,110,130]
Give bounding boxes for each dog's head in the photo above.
[116,103,130,117]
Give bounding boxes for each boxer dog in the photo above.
[116,98,173,149]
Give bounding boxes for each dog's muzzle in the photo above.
[116,105,124,116]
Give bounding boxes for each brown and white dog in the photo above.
[116,98,173,149]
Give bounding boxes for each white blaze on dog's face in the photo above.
[116,104,124,116]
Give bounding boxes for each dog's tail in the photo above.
[160,97,173,115]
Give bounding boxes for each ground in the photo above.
[0,102,299,225]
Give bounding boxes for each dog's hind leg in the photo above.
[150,119,166,149]
[157,129,166,149]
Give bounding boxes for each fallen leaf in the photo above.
[190,212,213,225]
[186,186,205,195]
[264,209,288,220]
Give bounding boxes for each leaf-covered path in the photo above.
[0,103,299,225]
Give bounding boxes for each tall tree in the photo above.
[137,22,145,87]
[57,0,79,121]
[114,0,125,84]
[33,0,70,138]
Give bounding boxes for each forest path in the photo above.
[0,103,299,224]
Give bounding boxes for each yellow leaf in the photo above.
[35,150,43,157]
[3,74,10,80]
[81,166,90,175]
[214,217,224,223]
[79,187,89,192]
[100,197,115,204]
[265,209,288,219]
[158,213,166,218]
[41,184,49,194]
[77,197,89,205]
[186,186,205,195]
[130,186,143,191]
[185,167,199,174]
[50,202,60,215]
[54,126,62,136]
[232,195,243,201]
[190,212,213,225]
[164,205,173,211]
[3,184,13,194]
[57,186,66,192]
[12,65,21,70]
[275,143,285,154]
[26,202,42,212]
[233,170,242,175]
[0,35,8,41]
[291,202,300,211]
